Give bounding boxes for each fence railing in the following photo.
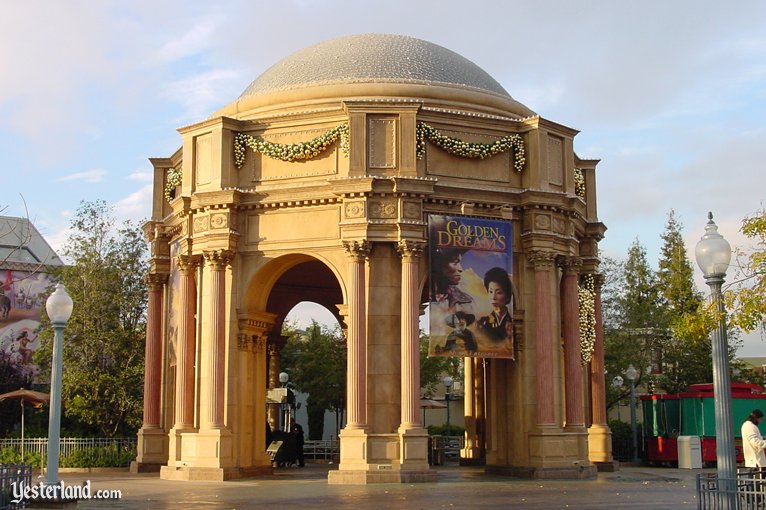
[0,438,137,467]
[697,469,766,509]
[303,440,339,462]
[0,464,32,510]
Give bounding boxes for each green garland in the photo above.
[164,167,182,201]
[416,122,525,171]
[234,123,349,167]
[578,274,597,364]
[574,168,586,199]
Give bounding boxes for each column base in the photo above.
[328,427,436,484]
[132,426,167,472]
[594,460,620,472]
[587,424,614,464]
[460,445,485,466]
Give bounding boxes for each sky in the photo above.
[1,1,764,355]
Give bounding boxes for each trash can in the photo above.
[677,435,702,469]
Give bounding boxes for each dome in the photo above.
[239,34,513,100]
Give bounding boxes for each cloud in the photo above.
[126,170,153,182]
[162,68,244,121]
[115,184,153,224]
[57,170,106,183]
[154,15,223,64]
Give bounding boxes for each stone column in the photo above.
[133,272,168,471]
[266,335,288,432]
[143,273,167,428]
[203,249,233,429]
[528,250,557,427]
[461,357,484,463]
[590,274,607,427]
[342,240,370,429]
[559,257,584,429]
[396,240,424,429]
[588,273,614,465]
[175,255,199,429]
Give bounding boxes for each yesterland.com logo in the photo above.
[10,480,122,504]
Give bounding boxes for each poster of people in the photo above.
[428,215,514,359]
[0,270,52,381]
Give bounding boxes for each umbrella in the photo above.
[420,398,447,425]
[0,388,50,462]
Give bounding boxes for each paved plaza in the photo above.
[49,463,710,509]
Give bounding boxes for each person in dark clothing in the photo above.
[291,420,305,467]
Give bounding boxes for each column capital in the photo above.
[396,240,425,261]
[557,256,583,275]
[342,240,371,261]
[591,272,605,290]
[144,273,168,290]
[176,254,201,274]
[526,249,557,270]
[203,249,234,270]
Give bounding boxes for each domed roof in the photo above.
[239,34,512,99]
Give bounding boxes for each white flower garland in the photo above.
[164,167,183,201]
[578,274,597,364]
[574,168,586,199]
[416,122,525,171]
[234,124,350,167]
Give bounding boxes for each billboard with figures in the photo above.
[428,215,514,359]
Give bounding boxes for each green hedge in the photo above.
[0,445,135,468]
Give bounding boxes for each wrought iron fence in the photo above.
[302,440,338,462]
[0,464,32,510]
[697,468,766,509]
[0,438,137,467]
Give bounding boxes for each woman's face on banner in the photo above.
[487,281,509,307]
[443,255,463,285]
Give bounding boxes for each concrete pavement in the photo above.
[46,463,710,509]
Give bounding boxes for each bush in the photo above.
[427,424,465,436]
[60,445,135,468]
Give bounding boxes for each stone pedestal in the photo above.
[130,426,167,472]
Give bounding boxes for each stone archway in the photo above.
[134,34,610,484]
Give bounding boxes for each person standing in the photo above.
[742,409,766,470]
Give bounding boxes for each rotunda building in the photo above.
[135,33,610,483]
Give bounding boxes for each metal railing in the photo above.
[302,440,339,462]
[0,438,137,466]
[0,464,32,510]
[697,468,766,509]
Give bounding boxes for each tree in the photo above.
[727,208,766,334]
[281,320,346,440]
[603,241,661,410]
[34,200,147,437]
[654,211,712,393]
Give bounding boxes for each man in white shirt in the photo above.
[742,409,766,469]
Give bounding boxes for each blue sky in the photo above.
[2,1,764,355]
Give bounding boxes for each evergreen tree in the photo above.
[655,211,711,393]
[35,200,147,437]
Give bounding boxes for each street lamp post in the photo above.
[695,212,736,508]
[612,376,624,422]
[626,365,640,464]
[45,284,73,485]
[279,372,290,432]
[442,376,454,436]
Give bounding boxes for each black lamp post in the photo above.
[442,375,454,436]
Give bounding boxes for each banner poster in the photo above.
[428,215,514,359]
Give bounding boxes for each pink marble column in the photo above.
[143,273,167,428]
[397,240,424,429]
[559,257,584,428]
[343,240,370,429]
[590,274,608,427]
[204,249,233,429]
[528,250,557,426]
[175,255,199,428]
